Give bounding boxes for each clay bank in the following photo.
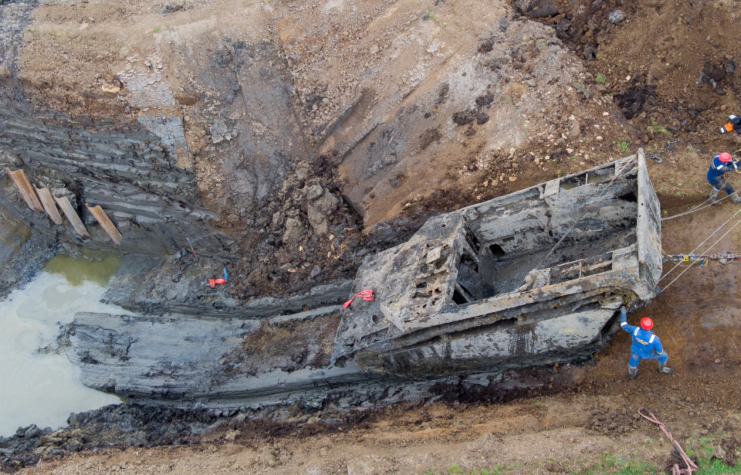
[63,151,661,408]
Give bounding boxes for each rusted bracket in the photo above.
[85,204,122,246]
[5,168,43,211]
[34,187,64,225]
[54,195,91,239]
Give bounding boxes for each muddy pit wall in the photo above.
[0,106,237,259]
[0,203,56,299]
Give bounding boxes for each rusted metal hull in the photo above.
[333,150,661,376]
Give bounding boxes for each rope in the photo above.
[660,193,735,221]
[534,156,637,271]
[660,209,741,292]
[343,289,375,309]
[638,408,697,475]
[658,206,741,283]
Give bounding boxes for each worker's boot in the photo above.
[629,366,638,380]
[658,362,674,374]
[731,192,741,204]
[710,188,722,206]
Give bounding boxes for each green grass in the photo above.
[575,454,658,474]
[426,463,504,475]
[647,125,671,135]
[431,454,741,475]
[152,27,162,33]
[615,139,630,153]
[696,457,741,473]
[596,73,606,84]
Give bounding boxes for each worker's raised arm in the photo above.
[619,306,638,334]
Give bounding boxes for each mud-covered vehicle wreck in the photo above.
[332,149,661,376]
[68,150,660,406]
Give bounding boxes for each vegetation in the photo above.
[596,73,606,84]
[615,139,630,153]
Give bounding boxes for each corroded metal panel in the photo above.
[635,149,662,286]
[86,204,123,246]
[5,168,43,211]
[34,187,64,225]
[54,195,91,238]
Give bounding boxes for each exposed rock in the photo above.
[608,9,626,24]
[307,189,339,236]
[283,217,306,246]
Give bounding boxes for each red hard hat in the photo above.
[640,317,653,331]
[719,152,733,163]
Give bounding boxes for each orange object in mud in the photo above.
[724,122,734,132]
[209,278,227,288]
[343,289,375,309]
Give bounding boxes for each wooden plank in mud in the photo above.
[54,195,91,238]
[34,187,64,225]
[85,204,122,246]
[5,168,43,211]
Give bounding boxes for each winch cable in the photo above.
[660,208,741,293]
[661,177,739,221]
[534,156,637,271]
[658,206,741,284]
[660,195,728,221]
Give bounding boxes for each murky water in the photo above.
[0,254,128,437]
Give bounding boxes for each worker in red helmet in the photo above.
[620,306,673,379]
[707,152,741,205]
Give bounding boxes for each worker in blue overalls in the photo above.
[707,152,741,205]
[620,306,673,379]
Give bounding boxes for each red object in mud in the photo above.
[343,289,375,309]
[641,317,654,331]
[719,152,733,163]
[209,278,227,288]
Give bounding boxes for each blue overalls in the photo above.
[620,310,668,368]
[707,156,741,195]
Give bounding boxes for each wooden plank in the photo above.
[34,187,64,225]
[85,204,122,246]
[54,196,91,238]
[5,168,43,211]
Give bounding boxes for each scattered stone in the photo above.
[607,9,626,24]
[307,188,339,236]
[101,83,120,94]
[282,217,305,246]
[210,120,229,144]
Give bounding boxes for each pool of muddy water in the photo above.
[0,252,128,437]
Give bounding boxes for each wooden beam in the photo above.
[54,196,90,239]
[85,204,122,246]
[34,187,64,225]
[5,168,43,211]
